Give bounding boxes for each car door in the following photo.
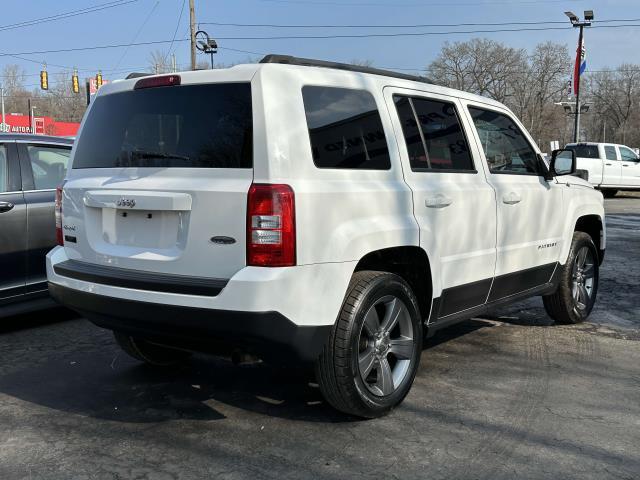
[463,102,565,301]
[0,141,27,301]
[384,88,497,320]
[618,145,640,187]
[17,141,71,293]
[602,144,622,186]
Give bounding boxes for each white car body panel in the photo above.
[47,62,605,333]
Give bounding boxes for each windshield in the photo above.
[566,145,599,159]
[73,83,252,169]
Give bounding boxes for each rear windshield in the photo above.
[566,145,599,159]
[73,83,252,169]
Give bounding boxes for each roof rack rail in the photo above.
[125,72,153,80]
[260,54,433,84]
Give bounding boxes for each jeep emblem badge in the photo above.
[116,198,136,208]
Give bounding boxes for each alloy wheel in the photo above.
[572,246,595,312]
[357,295,416,397]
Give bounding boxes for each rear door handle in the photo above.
[502,192,522,205]
[0,201,14,213]
[425,193,453,209]
[605,163,613,166]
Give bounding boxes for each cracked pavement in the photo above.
[0,193,639,480]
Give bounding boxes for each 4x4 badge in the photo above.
[116,198,136,208]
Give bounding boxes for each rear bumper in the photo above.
[49,282,331,364]
[46,247,356,329]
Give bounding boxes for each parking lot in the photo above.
[1,194,639,480]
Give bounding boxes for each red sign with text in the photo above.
[0,113,79,137]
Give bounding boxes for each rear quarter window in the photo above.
[302,86,391,170]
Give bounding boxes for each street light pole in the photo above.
[573,24,584,143]
[0,86,5,132]
[565,10,593,143]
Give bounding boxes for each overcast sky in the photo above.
[1,0,638,87]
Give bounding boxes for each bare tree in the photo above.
[509,42,571,146]
[1,64,30,114]
[148,50,172,74]
[427,38,527,103]
[588,64,640,145]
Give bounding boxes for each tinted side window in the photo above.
[566,145,600,158]
[394,97,428,168]
[26,145,71,190]
[302,86,390,170]
[0,145,7,192]
[469,107,540,175]
[620,146,639,161]
[395,96,474,171]
[604,146,617,160]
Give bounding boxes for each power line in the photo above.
[253,0,582,6]
[2,22,640,60]
[200,18,640,29]
[0,0,139,33]
[1,23,640,59]
[205,23,640,40]
[0,39,187,59]
[112,0,160,71]
[0,64,151,79]
[166,0,187,58]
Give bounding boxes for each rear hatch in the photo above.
[62,79,254,280]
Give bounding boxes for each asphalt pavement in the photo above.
[0,194,639,480]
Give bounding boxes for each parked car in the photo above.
[565,142,640,197]
[0,133,73,317]
[47,56,605,418]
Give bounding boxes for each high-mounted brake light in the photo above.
[247,184,296,267]
[134,74,181,89]
[55,185,64,246]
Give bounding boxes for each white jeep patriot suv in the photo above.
[47,55,605,418]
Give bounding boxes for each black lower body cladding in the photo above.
[48,283,331,364]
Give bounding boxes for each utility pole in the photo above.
[189,0,197,70]
[565,10,594,143]
[0,86,5,132]
[28,98,32,133]
[172,53,177,73]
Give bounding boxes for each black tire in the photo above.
[543,232,599,324]
[315,271,423,418]
[114,332,192,366]
[602,189,618,198]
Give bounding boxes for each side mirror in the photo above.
[550,149,576,176]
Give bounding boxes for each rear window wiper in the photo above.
[129,150,191,162]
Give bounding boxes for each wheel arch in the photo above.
[574,214,605,264]
[353,246,434,322]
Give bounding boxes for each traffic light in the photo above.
[95,71,103,89]
[72,70,80,94]
[40,68,48,90]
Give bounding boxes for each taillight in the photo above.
[55,185,63,246]
[247,184,296,267]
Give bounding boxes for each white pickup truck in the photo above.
[565,142,640,197]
